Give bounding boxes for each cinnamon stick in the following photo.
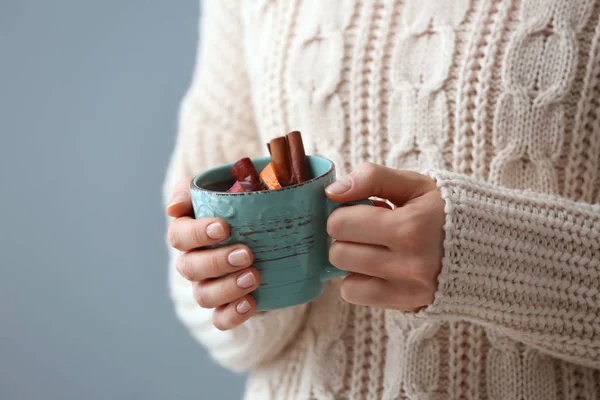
[269,137,292,186]
[286,131,309,184]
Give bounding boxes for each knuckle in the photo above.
[328,242,343,268]
[355,162,380,185]
[398,277,432,307]
[339,284,352,303]
[194,284,211,308]
[403,218,421,237]
[190,223,207,247]
[393,219,421,249]
[381,256,400,276]
[219,283,235,301]
[340,280,357,304]
[207,251,223,276]
[176,253,192,279]
[327,214,343,239]
[357,162,378,178]
[168,224,181,248]
[404,257,427,277]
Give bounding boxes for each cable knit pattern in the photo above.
[489,0,595,192]
[164,1,600,399]
[288,0,355,176]
[454,0,513,179]
[386,0,469,171]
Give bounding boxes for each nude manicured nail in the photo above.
[228,249,250,267]
[236,299,251,314]
[326,178,351,195]
[236,271,256,289]
[206,223,226,240]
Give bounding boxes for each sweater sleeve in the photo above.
[420,170,600,369]
[163,0,308,373]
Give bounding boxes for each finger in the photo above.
[212,295,256,331]
[325,163,435,207]
[193,267,260,309]
[340,273,430,311]
[167,176,194,218]
[339,273,391,307]
[176,245,253,281]
[168,217,229,251]
[327,204,394,247]
[329,241,394,278]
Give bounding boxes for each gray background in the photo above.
[0,1,246,399]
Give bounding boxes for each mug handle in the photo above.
[320,198,374,282]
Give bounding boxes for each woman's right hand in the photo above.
[167,177,261,331]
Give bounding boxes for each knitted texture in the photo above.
[163,1,600,399]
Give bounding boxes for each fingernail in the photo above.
[169,191,188,207]
[326,178,352,195]
[236,299,251,314]
[228,249,250,267]
[206,223,226,240]
[236,271,256,289]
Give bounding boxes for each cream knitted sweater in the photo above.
[163,1,600,399]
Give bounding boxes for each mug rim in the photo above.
[190,155,335,196]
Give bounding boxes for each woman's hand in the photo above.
[167,177,261,330]
[325,163,445,312]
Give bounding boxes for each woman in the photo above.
[164,1,600,399]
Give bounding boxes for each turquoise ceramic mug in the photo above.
[190,155,372,311]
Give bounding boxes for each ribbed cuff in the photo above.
[418,170,600,343]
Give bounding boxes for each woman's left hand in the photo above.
[325,163,445,312]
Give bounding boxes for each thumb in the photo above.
[325,163,433,206]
